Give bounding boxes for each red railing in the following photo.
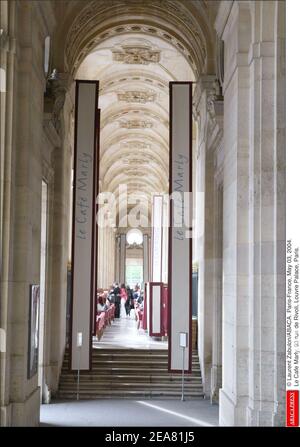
[95,304,115,340]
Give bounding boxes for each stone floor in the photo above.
[93,314,168,350]
[41,313,219,427]
[40,399,219,427]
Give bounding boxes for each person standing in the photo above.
[120,283,127,318]
[113,282,121,318]
[125,286,132,317]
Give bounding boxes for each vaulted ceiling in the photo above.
[76,32,194,226]
[52,0,219,227]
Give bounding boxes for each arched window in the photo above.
[126,228,143,245]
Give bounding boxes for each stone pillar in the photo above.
[0,0,57,426]
[98,226,103,288]
[211,184,223,403]
[110,229,115,285]
[143,234,149,284]
[103,227,108,287]
[119,233,126,285]
[47,75,73,397]
[193,75,223,399]
[0,0,17,427]
[115,235,120,283]
[216,1,252,426]
[246,0,285,426]
[215,0,285,426]
[104,227,115,288]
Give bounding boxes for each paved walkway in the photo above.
[93,315,168,350]
[40,399,219,427]
[41,312,220,427]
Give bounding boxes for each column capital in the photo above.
[193,76,223,121]
[44,72,73,135]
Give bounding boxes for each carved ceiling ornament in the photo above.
[101,149,167,174]
[112,44,161,65]
[102,107,167,128]
[100,72,168,94]
[122,141,151,150]
[117,90,157,103]
[64,0,211,76]
[122,155,152,166]
[119,120,153,129]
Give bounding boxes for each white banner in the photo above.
[152,195,163,281]
[71,81,98,370]
[150,283,163,336]
[168,82,192,372]
[143,234,149,284]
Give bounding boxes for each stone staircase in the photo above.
[57,348,204,400]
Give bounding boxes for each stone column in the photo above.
[115,235,120,283]
[98,226,103,288]
[193,75,222,399]
[47,75,73,397]
[40,118,56,405]
[246,0,285,426]
[215,1,252,426]
[111,229,116,285]
[143,234,149,284]
[1,0,57,426]
[103,228,108,287]
[0,0,17,427]
[119,234,126,285]
[215,0,285,426]
[211,184,223,403]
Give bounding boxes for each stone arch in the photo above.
[56,0,216,78]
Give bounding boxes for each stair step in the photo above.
[62,364,200,375]
[59,376,202,382]
[58,347,203,401]
[60,382,201,391]
[58,391,204,398]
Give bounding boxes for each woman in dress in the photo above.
[120,283,127,318]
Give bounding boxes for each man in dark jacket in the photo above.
[113,282,121,318]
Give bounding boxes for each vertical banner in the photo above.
[146,282,150,332]
[92,109,100,336]
[143,234,149,284]
[162,198,169,283]
[70,80,99,370]
[151,195,163,281]
[149,282,163,337]
[168,82,192,373]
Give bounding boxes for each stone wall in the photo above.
[215,0,286,426]
[0,0,72,426]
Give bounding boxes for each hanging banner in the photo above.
[168,82,193,373]
[149,282,164,337]
[162,198,169,283]
[151,195,163,281]
[92,109,100,336]
[143,234,149,284]
[70,80,99,370]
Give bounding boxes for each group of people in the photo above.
[107,283,144,319]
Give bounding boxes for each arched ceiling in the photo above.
[53,0,220,228]
[75,30,195,226]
